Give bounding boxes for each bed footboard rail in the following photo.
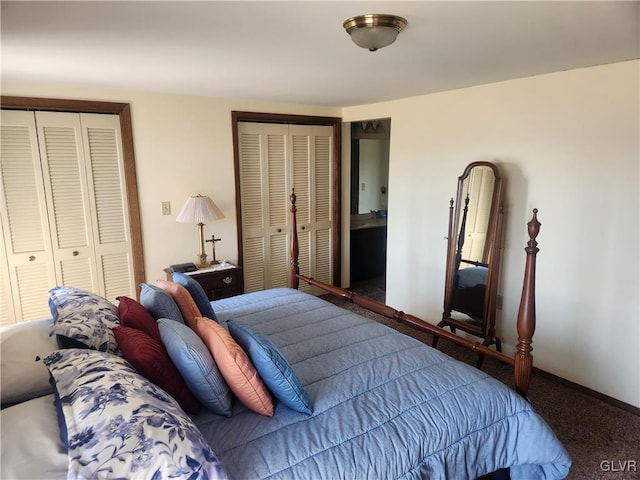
[289,190,540,399]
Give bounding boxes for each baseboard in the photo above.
[533,367,640,416]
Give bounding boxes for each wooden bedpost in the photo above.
[289,189,540,399]
[514,209,541,399]
[290,189,300,290]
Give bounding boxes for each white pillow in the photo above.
[0,318,58,407]
[0,394,68,479]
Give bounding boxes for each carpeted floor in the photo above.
[322,281,640,480]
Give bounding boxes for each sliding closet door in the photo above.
[238,122,333,294]
[0,110,56,323]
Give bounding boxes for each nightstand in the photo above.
[164,264,243,301]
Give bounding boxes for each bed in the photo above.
[0,197,571,479]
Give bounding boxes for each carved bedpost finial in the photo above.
[514,208,541,399]
[289,188,300,290]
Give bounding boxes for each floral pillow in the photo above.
[43,349,227,480]
[48,286,120,354]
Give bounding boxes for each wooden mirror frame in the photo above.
[438,161,504,353]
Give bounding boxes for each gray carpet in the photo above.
[321,284,640,480]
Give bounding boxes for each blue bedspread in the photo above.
[194,288,570,479]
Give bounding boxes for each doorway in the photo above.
[349,118,390,302]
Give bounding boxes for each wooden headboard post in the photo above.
[514,209,541,398]
[289,189,300,290]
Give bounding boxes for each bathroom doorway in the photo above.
[349,118,390,301]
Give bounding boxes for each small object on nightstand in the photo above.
[163,263,243,301]
[169,262,198,273]
[206,235,222,264]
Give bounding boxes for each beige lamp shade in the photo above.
[176,194,225,223]
[176,194,225,267]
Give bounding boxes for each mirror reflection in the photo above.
[438,162,504,357]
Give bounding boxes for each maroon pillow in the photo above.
[112,326,200,414]
[117,296,161,341]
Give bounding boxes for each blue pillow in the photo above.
[172,272,218,321]
[139,284,184,323]
[227,319,312,415]
[158,318,232,417]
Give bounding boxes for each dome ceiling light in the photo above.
[343,14,408,52]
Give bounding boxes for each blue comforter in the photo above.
[194,288,570,479]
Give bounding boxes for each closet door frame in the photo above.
[231,111,342,286]
[1,96,145,295]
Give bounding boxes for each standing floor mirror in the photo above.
[437,161,504,359]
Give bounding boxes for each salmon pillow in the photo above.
[193,317,273,417]
[156,280,201,329]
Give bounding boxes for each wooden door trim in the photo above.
[231,111,342,286]
[1,96,145,295]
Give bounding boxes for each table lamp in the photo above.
[176,194,225,268]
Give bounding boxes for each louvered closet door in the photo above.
[0,110,56,324]
[290,125,333,295]
[35,112,98,293]
[238,122,332,294]
[238,123,289,292]
[79,114,134,300]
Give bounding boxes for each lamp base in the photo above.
[196,253,209,269]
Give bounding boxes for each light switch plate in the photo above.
[161,201,171,215]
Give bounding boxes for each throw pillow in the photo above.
[117,295,161,341]
[156,280,201,329]
[112,326,200,414]
[172,272,218,321]
[158,319,232,417]
[227,319,312,414]
[139,283,184,323]
[194,317,273,417]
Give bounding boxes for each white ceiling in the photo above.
[2,1,638,107]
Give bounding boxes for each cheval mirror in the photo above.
[437,161,504,359]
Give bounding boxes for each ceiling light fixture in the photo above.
[343,14,407,52]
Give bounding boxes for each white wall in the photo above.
[343,60,640,408]
[1,81,340,286]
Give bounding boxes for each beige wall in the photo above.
[343,60,640,408]
[3,60,638,407]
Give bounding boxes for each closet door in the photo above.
[1,110,135,325]
[36,111,98,292]
[291,125,333,294]
[238,123,289,292]
[80,113,134,299]
[0,110,56,323]
[238,122,333,294]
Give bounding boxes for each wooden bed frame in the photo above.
[288,190,540,399]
